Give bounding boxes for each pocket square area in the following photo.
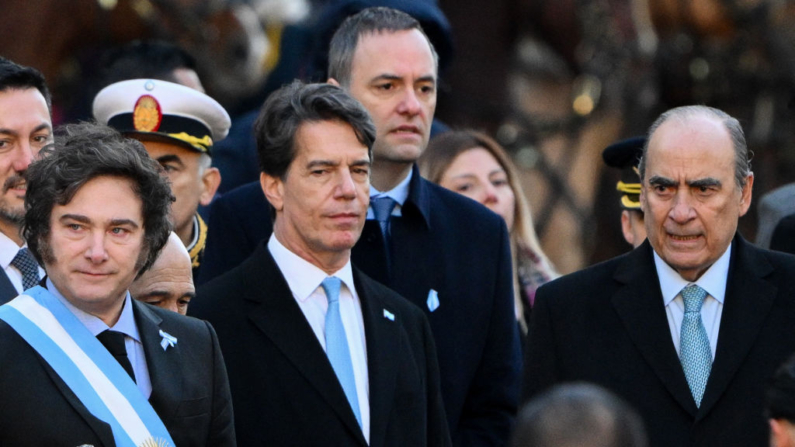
[427,289,440,312]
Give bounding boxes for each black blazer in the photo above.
[770,213,795,255]
[0,298,236,446]
[199,166,522,446]
[191,243,451,447]
[0,270,17,305]
[524,236,795,447]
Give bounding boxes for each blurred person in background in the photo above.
[510,383,648,447]
[0,57,50,303]
[419,130,557,334]
[93,79,230,279]
[601,137,647,248]
[767,354,795,447]
[130,232,195,316]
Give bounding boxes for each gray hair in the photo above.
[639,105,752,188]
[328,6,438,87]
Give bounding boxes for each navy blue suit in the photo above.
[0,271,17,305]
[199,166,521,446]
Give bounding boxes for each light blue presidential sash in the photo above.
[0,286,174,447]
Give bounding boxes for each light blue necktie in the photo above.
[371,196,397,242]
[679,284,712,407]
[11,247,40,291]
[321,277,362,428]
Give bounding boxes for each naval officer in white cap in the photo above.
[93,79,231,278]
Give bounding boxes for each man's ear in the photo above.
[620,210,636,247]
[739,173,754,217]
[199,167,221,206]
[260,172,284,212]
[327,78,340,87]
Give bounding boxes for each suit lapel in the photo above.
[611,242,698,416]
[355,268,399,447]
[697,236,776,419]
[244,245,367,446]
[134,300,184,427]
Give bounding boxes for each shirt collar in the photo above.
[370,168,412,206]
[267,234,356,302]
[0,231,24,269]
[46,277,141,342]
[654,242,732,305]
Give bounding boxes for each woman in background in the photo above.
[419,130,558,334]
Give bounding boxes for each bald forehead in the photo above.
[648,114,731,156]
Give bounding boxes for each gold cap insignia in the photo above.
[133,95,162,132]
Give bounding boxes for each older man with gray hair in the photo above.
[525,105,795,446]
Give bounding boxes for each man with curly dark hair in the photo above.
[0,122,236,447]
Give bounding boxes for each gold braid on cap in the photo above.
[617,181,642,208]
[616,181,641,195]
[167,132,214,154]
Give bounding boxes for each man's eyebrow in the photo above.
[141,290,170,299]
[59,214,90,224]
[688,178,721,188]
[0,123,51,137]
[350,159,370,168]
[156,154,184,165]
[306,160,338,169]
[648,176,676,187]
[109,218,140,228]
[32,123,52,133]
[371,74,437,85]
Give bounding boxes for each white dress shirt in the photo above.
[654,243,732,360]
[367,168,412,219]
[268,234,371,442]
[0,231,45,294]
[48,278,153,398]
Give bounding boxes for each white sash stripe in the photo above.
[9,295,155,446]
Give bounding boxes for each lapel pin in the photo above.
[159,330,177,351]
[427,289,440,312]
[383,309,395,321]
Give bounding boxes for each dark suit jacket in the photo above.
[524,236,795,447]
[770,213,795,255]
[191,243,451,447]
[0,297,236,446]
[199,166,521,446]
[0,270,18,305]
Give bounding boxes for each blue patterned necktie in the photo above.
[11,247,40,291]
[371,196,397,242]
[321,277,362,428]
[680,284,712,407]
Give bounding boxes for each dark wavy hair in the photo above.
[254,80,376,180]
[24,122,174,275]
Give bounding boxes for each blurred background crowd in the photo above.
[4,0,795,274]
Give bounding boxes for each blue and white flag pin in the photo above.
[427,289,440,312]
[159,330,178,351]
[383,309,395,321]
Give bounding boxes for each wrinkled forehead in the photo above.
[647,116,734,168]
